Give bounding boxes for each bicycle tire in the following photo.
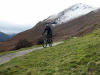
[42,38,47,48]
[48,38,53,47]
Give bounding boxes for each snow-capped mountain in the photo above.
[45,3,95,25]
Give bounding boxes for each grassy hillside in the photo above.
[0,29,100,75]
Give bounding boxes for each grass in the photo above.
[0,45,41,57]
[1,29,100,75]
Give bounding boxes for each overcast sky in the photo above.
[0,0,100,26]
[0,0,100,34]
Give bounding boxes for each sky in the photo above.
[0,0,100,34]
[0,21,33,34]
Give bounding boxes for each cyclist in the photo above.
[42,24,53,45]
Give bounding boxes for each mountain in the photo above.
[8,34,16,38]
[0,3,99,52]
[44,3,95,25]
[0,32,10,42]
[0,32,16,42]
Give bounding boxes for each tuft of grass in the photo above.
[1,29,100,75]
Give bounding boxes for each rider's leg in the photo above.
[47,34,53,47]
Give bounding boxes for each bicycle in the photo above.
[42,34,53,48]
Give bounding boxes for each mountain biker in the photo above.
[42,23,53,43]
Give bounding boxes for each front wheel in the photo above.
[42,39,47,48]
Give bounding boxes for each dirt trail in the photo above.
[0,42,63,65]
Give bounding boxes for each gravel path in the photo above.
[0,42,63,65]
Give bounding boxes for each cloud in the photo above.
[0,0,99,25]
[0,21,33,34]
[0,0,100,34]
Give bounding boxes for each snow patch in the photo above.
[45,3,95,25]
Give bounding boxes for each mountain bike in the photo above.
[42,34,53,48]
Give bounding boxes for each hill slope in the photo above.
[0,29,100,75]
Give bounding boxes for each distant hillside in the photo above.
[0,32,16,42]
[8,34,16,39]
[0,32,10,42]
[0,4,99,52]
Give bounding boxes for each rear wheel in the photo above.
[48,38,53,47]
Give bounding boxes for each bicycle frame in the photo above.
[42,34,53,48]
